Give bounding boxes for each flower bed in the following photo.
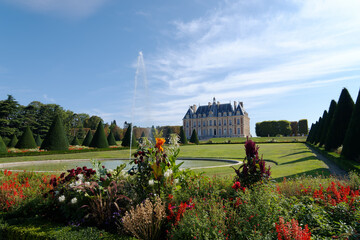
[0,135,359,239]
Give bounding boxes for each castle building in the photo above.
[183,98,250,139]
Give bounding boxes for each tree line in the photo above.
[307,88,360,161]
[255,119,308,137]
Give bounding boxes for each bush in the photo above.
[40,115,69,151]
[35,135,42,147]
[189,129,199,145]
[70,136,80,146]
[15,126,37,149]
[107,131,117,146]
[7,135,18,148]
[299,119,308,135]
[319,100,337,147]
[121,124,136,147]
[82,130,93,146]
[89,122,109,148]
[179,126,187,145]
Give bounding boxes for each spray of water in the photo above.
[129,51,148,160]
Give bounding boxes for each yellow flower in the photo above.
[155,138,165,152]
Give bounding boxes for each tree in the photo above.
[35,135,42,147]
[319,100,337,147]
[41,115,69,151]
[298,119,308,135]
[313,116,323,145]
[0,95,20,138]
[89,122,109,148]
[76,126,86,140]
[107,131,117,146]
[15,126,37,149]
[278,120,291,136]
[83,115,103,130]
[306,123,314,143]
[290,121,298,136]
[189,129,199,144]
[138,131,146,144]
[121,123,137,147]
[325,88,354,151]
[71,136,80,146]
[179,126,188,144]
[82,130,93,146]
[7,135,18,148]
[342,89,360,161]
[0,136,7,153]
[315,110,328,145]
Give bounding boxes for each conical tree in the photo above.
[15,126,37,149]
[314,112,327,145]
[189,129,199,145]
[41,115,69,151]
[342,89,360,161]
[325,88,354,151]
[310,121,319,144]
[306,123,314,143]
[179,126,188,145]
[138,131,146,144]
[0,136,7,153]
[35,135,42,147]
[107,131,117,146]
[319,100,337,147]
[71,136,80,146]
[82,130,93,146]
[7,135,18,148]
[121,123,137,147]
[89,122,109,148]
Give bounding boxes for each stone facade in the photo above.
[183,98,250,139]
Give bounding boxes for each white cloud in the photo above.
[2,0,109,18]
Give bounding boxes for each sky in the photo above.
[0,0,359,136]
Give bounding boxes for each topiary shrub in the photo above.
[15,126,37,149]
[7,135,18,148]
[107,131,117,146]
[41,115,69,151]
[82,130,93,146]
[35,135,42,147]
[179,126,188,145]
[89,122,109,148]
[0,136,7,153]
[70,136,80,146]
[121,123,137,147]
[189,129,199,145]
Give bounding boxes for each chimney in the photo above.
[217,101,220,107]
[234,101,237,110]
[193,104,197,112]
[208,102,211,107]
[240,102,243,108]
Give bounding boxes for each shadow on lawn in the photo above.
[280,156,318,165]
[272,168,331,182]
[280,150,310,158]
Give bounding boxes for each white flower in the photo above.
[174,178,179,184]
[54,191,59,196]
[77,174,84,181]
[84,182,90,187]
[148,179,154,186]
[71,197,78,204]
[75,180,82,186]
[69,183,74,188]
[164,169,173,178]
[58,195,65,203]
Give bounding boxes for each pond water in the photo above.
[6,159,238,172]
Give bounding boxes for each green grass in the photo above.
[203,136,307,143]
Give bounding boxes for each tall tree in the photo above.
[342,89,360,161]
[7,135,18,148]
[298,119,308,135]
[290,121,298,136]
[0,95,20,138]
[41,115,69,151]
[90,122,109,148]
[319,100,337,147]
[315,111,328,145]
[15,126,37,149]
[121,123,137,147]
[325,88,354,151]
[189,129,199,145]
[179,126,188,145]
[107,131,117,146]
[35,135,42,147]
[0,136,7,153]
[82,130,93,146]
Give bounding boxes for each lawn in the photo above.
[204,136,307,143]
[1,143,329,181]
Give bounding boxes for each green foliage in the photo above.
[89,122,109,148]
[325,88,354,151]
[0,136,7,153]
[107,131,117,146]
[314,111,328,145]
[35,135,42,147]
[342,89,360,161]
[0,95,20,138]
[7,135,18,148]
[83,115,103,130]
[82,130,93,146]
[15,126,37,149]
[71,136,80,145]
[40,115,69,151]
[312,116,323,145]
[255,120,292,137]
[298,119,308,135]
[319,100,337,147]
[121,124,137,147]
[179,126,188,144]
[290,121,298,136]
[189,129,199,144]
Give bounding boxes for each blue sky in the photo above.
[0,0,359,136]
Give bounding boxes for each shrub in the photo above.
[7,135,18,148]
[325,88,354,151]
[122,197,166,240]
[189,129,199,145]
[15,126,37,149]
[82,130,93,146]
[41,115,69,151]
[298,119,308,135]
[90,122,109,148]
[0,136,7,153]
[35,135,42,147]
[342,89,360,161]
[319,100,337,147]
[107,131,117,146]
[179,126,187,145]
[70,136,80,146]
[121,124,136,147]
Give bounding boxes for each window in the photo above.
[209,120,212,126]
[198,129,201,136]
[203,121,205,127]
[219,121,221,126]
[209,129,213,136]
[186,122,189,127]
[214,120,216,126]
[238,128,240,135]
[193,121,196,127]
[203,129,206,136]
[219,128,222,136]
[224,119,227,126]
[237,118,240,125]
[214,129,217,136]
[229,128,232,135]
[224,128,227,135]
[229,120,232,125]
[198,121,200,127]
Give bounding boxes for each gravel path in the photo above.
[306,145,348,178]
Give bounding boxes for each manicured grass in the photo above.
[203,136,307,143]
